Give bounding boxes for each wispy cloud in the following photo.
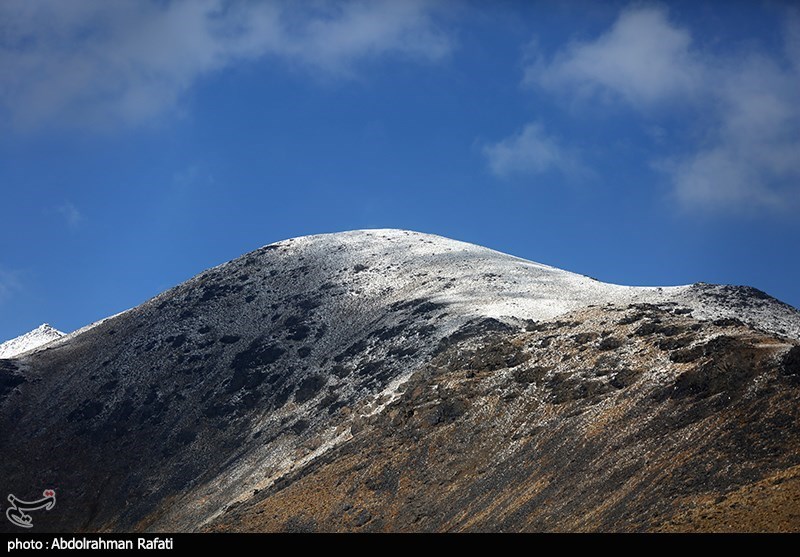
[0,0,452,131]
[173,164,214,188]
[483,122,579,179]
[519,5,800,213]
[668,49,800,212]
[56,202,83,228]
[0,268,21,304]
[272,0,452,74]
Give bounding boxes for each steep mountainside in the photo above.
[1,230,798,532]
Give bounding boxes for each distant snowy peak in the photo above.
[0,323,65,359]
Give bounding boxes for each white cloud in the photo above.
[521,5,800,212]
[483,122,576,179]
[56,202,83,228]
[0,0,452,130]
[526,6,702,107]
[273,1,452,74]
[671,51,800,211]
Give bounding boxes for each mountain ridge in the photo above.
[1,229,798,532]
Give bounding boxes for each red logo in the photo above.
[43,490,55,498]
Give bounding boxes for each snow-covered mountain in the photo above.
[0,323,64,358]
[1,229,798,533]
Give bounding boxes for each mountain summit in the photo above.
[0,323,64,359]
[1,229,799,532]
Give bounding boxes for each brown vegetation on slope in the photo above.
[208,304,800,532]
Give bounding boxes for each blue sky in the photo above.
[1,0,799,340]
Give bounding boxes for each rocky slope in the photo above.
[1,229,798,532]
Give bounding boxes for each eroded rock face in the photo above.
[1,230,798,533]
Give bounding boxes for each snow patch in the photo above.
[0,323,65,358]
